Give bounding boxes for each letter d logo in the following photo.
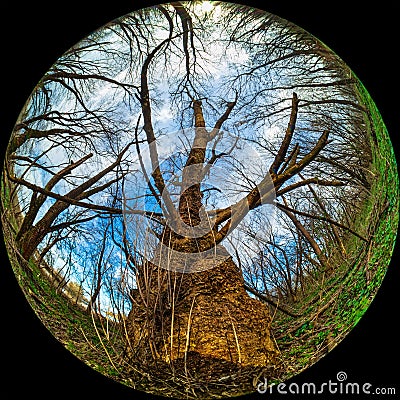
[257,377,268,394]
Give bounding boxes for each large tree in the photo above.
[2,1,372,386]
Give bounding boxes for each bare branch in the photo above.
[276,177,345,197]
[243,284,301,317]
[269,92,299,175]
[275,202,368,242]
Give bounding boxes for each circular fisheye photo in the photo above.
[1,2,398,398]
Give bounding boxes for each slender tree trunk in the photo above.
[281,206,328,270]
[86,231,107,313]
[18,201,71,260]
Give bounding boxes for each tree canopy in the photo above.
[3,2,394,398]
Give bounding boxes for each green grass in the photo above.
[272,77,399,380]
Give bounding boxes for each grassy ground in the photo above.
[271,78,399,382]
[1,183,136,390]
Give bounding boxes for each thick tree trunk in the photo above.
[126,249,282,377]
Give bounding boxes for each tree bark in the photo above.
[127,252,282,374]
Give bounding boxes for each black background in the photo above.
[0,1,399,399]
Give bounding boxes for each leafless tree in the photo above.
[2,1,374,389]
